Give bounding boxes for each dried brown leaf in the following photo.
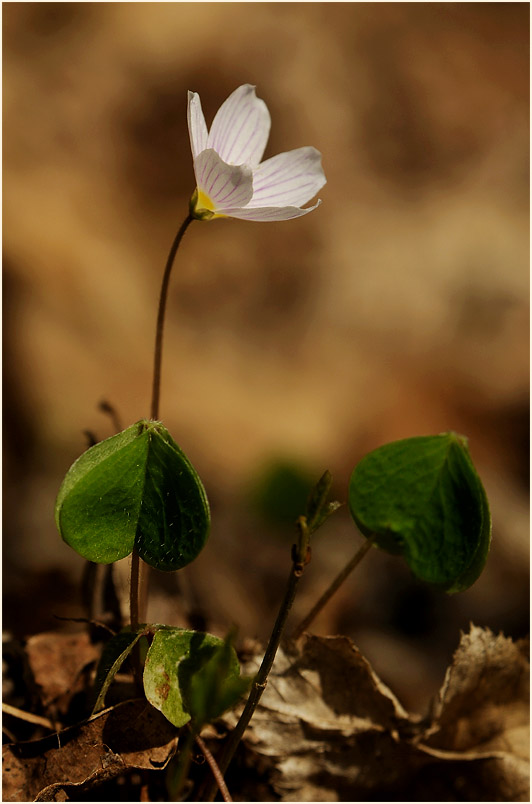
[225,627,529,801]
[25,631,100,712]
[416,623,530,801]
[2,699,178,802]
[424,623,529,754]
[225,635,424,800]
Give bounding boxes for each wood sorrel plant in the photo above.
[54,84,491,799]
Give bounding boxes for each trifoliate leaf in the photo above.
[348,433,491,593]
[55,420,210,571]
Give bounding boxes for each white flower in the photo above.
[187,84,326,222]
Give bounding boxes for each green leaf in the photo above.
[55,420,210,571]
[187,634,252,729]
[348,433,491,593]
[92,629,144,714]
[143,628,243,729]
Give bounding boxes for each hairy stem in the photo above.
[291,533,377,640]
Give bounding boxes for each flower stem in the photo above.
[130,213,194,649]
[291,533,377,640]
[129,550,143,688]
[202,518,311,801]
[130,550,140,629]
[151,213,194,421]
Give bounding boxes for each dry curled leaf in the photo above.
[224,625,529,801]
[2,699,178,802]
[417,624,530,801]
[425,624,529,752]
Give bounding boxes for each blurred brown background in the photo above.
[3,2,529,712]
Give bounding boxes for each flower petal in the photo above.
[218,200,322,222]
[246,146,326,208]
[193,149,254,210]
[208,84,270,168]
[187,91,209,159]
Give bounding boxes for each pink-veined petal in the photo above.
[193,149,254,210]
[207,84,270,168]
[218,200,322,222]
[187,91,209,159]
[247,146,326,208]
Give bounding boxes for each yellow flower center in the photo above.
[189,188,226,221]
[196,189,216,212]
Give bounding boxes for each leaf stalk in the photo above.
[291,533,377,640]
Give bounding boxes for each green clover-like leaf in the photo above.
[55,420,210,571]
[348,433,491,593]
[143,628,245,729]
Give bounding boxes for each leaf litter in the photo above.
[221,624,529,801]
[2,624,528,801]
[2,700,178,801]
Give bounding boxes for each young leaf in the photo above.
[306,470,341,533]
[92,629,144,714]
[348,433,491,593]
[143,628,243,729]
[55,420,210,571]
